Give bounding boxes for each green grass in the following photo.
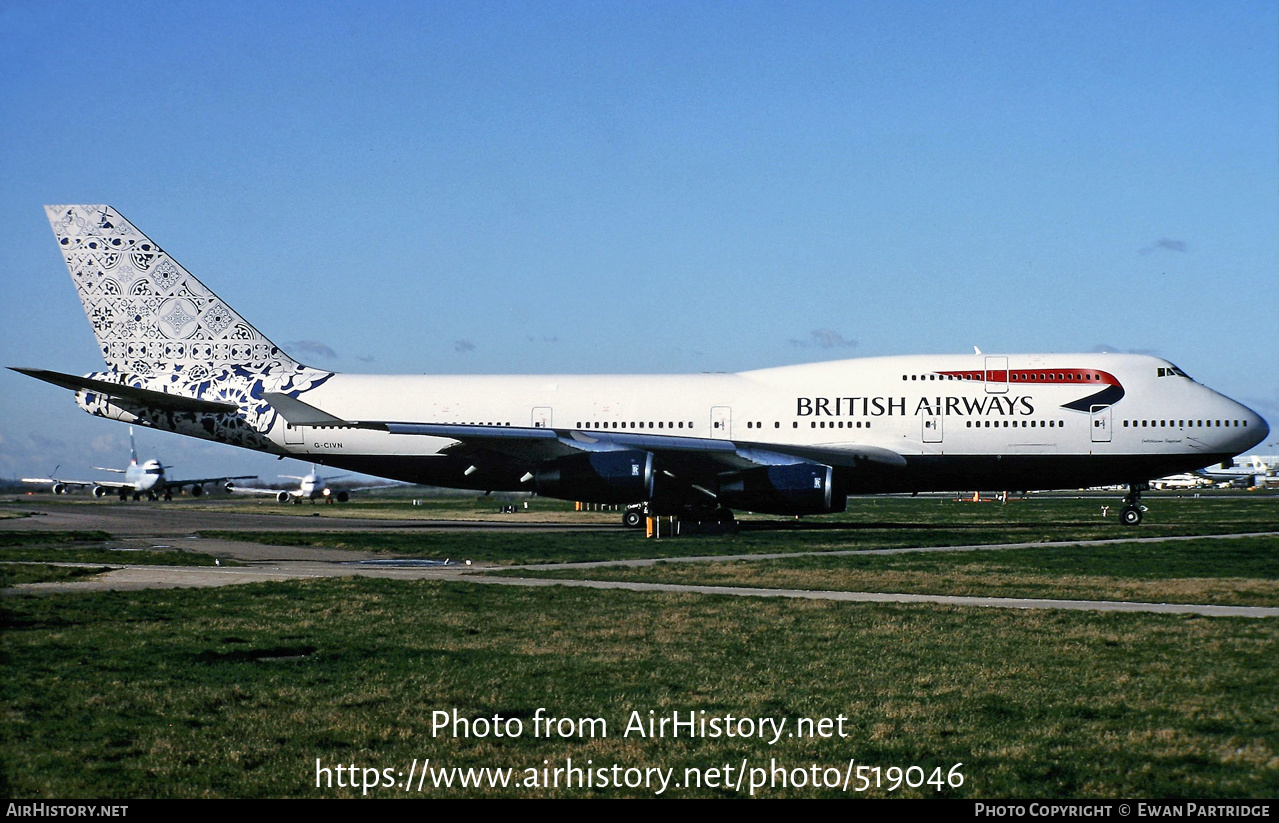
[0,564,113,587]
[3,548,229,566]
[201,495,1279,565]
[502,536,1279,607]
[0,529,230,569]
[2,494,1276,798]
[18,490,604,522]
[2,578,1275,798]
[0,531,111,547]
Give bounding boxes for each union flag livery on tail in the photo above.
[14,205,1269,526]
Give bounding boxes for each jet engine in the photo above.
[52,483,67,495]
[718,462,845,515]
[92,485,109,498]
[190,484,203,497]
[535,450,654,504]
[276,491,292,503]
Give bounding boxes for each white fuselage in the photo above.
[123,459,165,493]
[243,352,1265,496]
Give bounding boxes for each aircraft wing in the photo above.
[22,477,86,488]
[334,480,410,493]
[273,474,399,491]
[21,477,134,491]
[263,393,907,476]
[226,485,298,497]
[10,368,239,414]
[161,475,257,493]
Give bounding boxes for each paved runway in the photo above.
[4,500,1277,618]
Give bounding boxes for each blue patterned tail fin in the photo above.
[44,205,301,377]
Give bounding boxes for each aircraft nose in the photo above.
[1251,411,1270,446]
[1234,403,1269,453]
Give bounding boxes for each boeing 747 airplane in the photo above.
[12,205,1269,525]
[22,426,253,501]
[233,464,401,503]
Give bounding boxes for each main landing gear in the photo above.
[621,502,736,529]
[1120,482,1148,526]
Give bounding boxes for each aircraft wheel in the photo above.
[1120,505,1143,526]
[622,509,643,528]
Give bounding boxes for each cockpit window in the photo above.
[1157,365,1191,379]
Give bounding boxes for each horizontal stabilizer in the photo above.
[263,392,354,426]
[10,368,239,414]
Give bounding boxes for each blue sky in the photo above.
[1,0,1276,482]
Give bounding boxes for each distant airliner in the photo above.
[234,464,399,503]
[1197,455,1274,488]
[22,426,254,501]
[12,205,1270,526]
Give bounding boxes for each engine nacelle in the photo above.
[190,484,204,497]
[718,462,845,516]
[52,483,67,495]
[276,491,292,503]
[335,490,349,503]
[535,450,654,504]
[92,485,109,498]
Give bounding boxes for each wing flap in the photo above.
[263,393,579,461]
[165,475,257,490]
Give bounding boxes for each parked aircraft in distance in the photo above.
[1149,473,1213,491]
[12,205,1271,526]
[1197,455,1274,488]
[233,464,399,503]
[21,427,254,501]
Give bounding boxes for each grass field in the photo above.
[193,494,1279,563]
[0,530,230,587]
[1,494,1276,798]
[505,536,1279,607]
[3,580,1276,799]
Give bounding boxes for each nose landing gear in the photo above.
[1120,482,1149,526]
